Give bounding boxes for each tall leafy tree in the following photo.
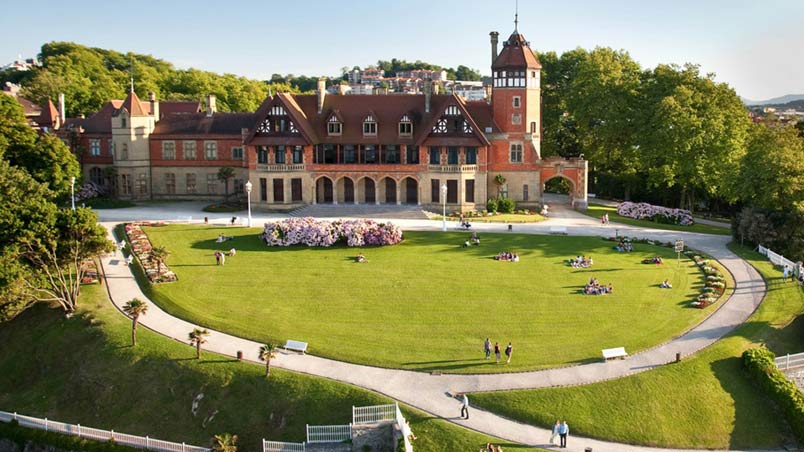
[217,167,235,201]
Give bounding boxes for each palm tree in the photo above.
[122,298,148,347]
[212,433,238,452]
[189,328,210,359]
[258,343,278,377]
[150,246,170,274]
[217,167,235,202]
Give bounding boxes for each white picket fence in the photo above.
[352,403,396,424]
[305,424,352,443]
[262,440,305,452]
[395,403,413,452]
[0,411,209,452]
[757,245,800,272]
[775,352,804,371]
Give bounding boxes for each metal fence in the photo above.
[305,424,352,443]
[0,411,209,452]
[352,403,396,424]
[262,440,305,452]
[775,352,804,371]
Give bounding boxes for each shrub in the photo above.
[743,348,804,444]
[617,201,694,226]
[486,198,498,213]
[498,198,516,214]
[260,218,403,247]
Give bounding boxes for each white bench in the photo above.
[549,226,568,235]
[602,347,628,361]
[284,340,308,354]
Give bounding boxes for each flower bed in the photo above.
[124,222,177,283]
[617,202,694,226]
[260,218,403,247]
[688,252,727,308]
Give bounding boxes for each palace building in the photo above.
[61,25,589,210]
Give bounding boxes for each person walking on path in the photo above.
[484,338,491,359]
[505,342,513,364]
[494,342,501,363]
[783,265,790,282]
[604,213,609,224]
[460,393,470,419]
[558,420,569,448]
[550,420,560,445]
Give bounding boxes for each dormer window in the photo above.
[399,115,412,136]
[327,116,342,135]
[257,104,299,135]
[363,115,377,136]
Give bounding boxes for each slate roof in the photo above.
[152,112,256,136]
[492,31,542,70]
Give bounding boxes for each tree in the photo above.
[212,433,238,452]
[258,343,277,378]
[150,246,170,275]
[20,207,114,314]
[494,174,507,197]
[122,298,148,346]
[217,167,235,202]
[189,328,210,359]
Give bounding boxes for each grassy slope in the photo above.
[0,284,543,452]
[472,244,804,449]
[143,226,710,373]
[583,204,732,236]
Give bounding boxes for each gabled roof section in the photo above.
[492,31,541,70]
[243,94,316,144]
[327,109,345,123]
[81,101,122,134]
[38,98,59,128]
[117,90,148,117]
[416,94,490,146]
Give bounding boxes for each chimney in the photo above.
[337,83,349,95]
[484,84,492,104]
[206,94,216,117]
[424,78,432,113]
[241,128,249,145]
[58,93,66,124]
[490,31,499,66]
[148,91,159,120]
[316,79,327,113]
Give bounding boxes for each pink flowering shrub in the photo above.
[75,181,107,201]
[261,218,403,247]
[617,202,694,226]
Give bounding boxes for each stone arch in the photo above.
[379,176,398,204]
[336,176,355,204]
[539,158,589,209]
[357,176,376,204]
[402,177,419,205]
[315,176,334,204]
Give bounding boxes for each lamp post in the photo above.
[71,176,76,211]
[441,183,448,232]
[244,180,253,227]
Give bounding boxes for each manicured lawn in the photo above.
[471,244,804,449]
[0,285,544,452]
[436,213,547,223]
[142,225,710,373]
[582,203,732,235]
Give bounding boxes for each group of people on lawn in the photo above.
[483,338,513,364]
[584,277,613,295]
[614,238,633,252]
[643,255,664,265]
[568,255,593,268]
[494,251,520,262]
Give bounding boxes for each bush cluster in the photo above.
[617,202,694,226]
[261,218,403,247]
[742,348,804,444]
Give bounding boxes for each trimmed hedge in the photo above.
[742,348,804,443]
[0,420,146,452]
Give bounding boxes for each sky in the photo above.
[1,0,802,101]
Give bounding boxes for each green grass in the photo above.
[142,225,710,373]
[582,203,732,235]
[83,197,136,209]
[471,244,804,449]
[0,284,545,452]
[435,213,547,223]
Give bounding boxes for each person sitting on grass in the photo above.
[511,253,519,262]
[463,240,471,248]
[229,248,236,256]
[653,255,664,265]
[356,253,366,263]
[660,279,672,288]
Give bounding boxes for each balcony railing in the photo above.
[428,164,478,173]
[257,164,306,172]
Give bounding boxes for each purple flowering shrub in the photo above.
[617,202,694,226]
[261,218,403,247]
[75,181,107,201]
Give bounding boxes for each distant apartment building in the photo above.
[396,69,448,82]
[1,55,40,72]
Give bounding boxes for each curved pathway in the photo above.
[97,204,771,452]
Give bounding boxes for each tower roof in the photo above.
[38,98,60,128]
[117,90,148,117]
[492,31,541,70]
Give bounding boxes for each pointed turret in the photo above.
[119,90,148,117]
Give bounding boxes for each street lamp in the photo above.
[244,180,253,228]
[441,183,448,232]
[71,176,76,211]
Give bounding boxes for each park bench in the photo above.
[602,347,628,361]
[549,226,568,235]
[284,340,308,354]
